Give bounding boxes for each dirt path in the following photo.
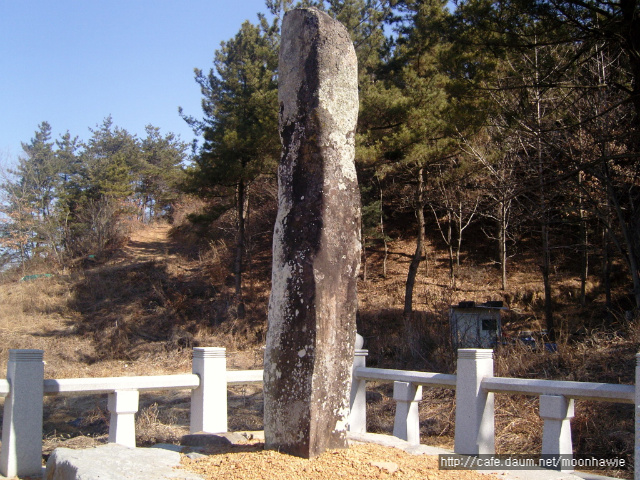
[113,223,176,265]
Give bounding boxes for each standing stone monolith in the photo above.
[263,7,361,459]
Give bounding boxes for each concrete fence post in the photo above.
[635,353,640,480]
[349,334,368,434]
[393,381,423,445]
[0,349,45,478]
[191,347,227,433]
[454,348,495,455]
[540,394,574,472]
[107,389,139,448]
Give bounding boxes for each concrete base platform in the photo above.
[347,431,451,455]
[44,443,203,480]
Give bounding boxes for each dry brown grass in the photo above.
[0,207,637,478]
[355,234,638,478]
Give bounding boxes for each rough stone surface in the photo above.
[44,444,203,480]
[263,7,361,459]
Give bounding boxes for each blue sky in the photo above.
[0,0,271,163]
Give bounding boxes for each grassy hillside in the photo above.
[0,202,637,477]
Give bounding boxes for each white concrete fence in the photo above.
[0,346,637,478]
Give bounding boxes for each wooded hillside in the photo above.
[2,0,639,342]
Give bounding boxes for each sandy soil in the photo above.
[181,440,500,480]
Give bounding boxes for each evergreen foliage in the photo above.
[2,0,640,328]
[180,0,640,326]
[0,117,187,267]
[181,17,280,318]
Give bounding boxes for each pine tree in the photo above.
[12,122,58,220]
[83,116,139,203]
[54,131,82,259]
[182,19,280,318]
[358,0,458,321]
[1,122,61,264]
[139,126,188,220]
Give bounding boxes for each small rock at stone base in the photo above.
[185,452,206,460]
[180,432,246,447]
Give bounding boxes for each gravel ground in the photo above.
[181,440,499,480]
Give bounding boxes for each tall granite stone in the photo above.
[263,8,361,459]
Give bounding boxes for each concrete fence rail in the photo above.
[0,346,637,479]
[353,366,457,388]
[482,376,635,403]
[227,369,264,385]
[41,374,201,395]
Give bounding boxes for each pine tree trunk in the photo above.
[499,200,508,291]
[534,44,554,338]
[447,212,455,287]
[404,168,425,319]
[380,187,388,278]
[541,223,554,336]
[579,171,588,306]
[455,203,463,267]
[603,225,612,317]
[235,180,247,319]
[611,195,640,309]
[603,157,640,310]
